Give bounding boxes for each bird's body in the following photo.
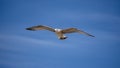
[26,25,94,40]
[54,28,67,40]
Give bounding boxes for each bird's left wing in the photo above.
[62,28,95,37]
[26,25,55,32]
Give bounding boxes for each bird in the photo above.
[26,25,95,40]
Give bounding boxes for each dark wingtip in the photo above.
[26,28,31,30]
[26,28,34,31]
[90,35,95,37]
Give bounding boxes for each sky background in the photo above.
[0,0,120,68]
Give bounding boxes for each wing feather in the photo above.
[26,25,55,32]
[62,28,95,37]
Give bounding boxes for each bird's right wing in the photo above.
[26,25,55,32]
[62,28,95,37]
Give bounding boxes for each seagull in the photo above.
[26,25,95,40]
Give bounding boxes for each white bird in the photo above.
[26,25,95,40]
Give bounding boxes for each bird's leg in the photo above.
[63,35,67,39]
[59,35,68,40]
[55,31,67,40]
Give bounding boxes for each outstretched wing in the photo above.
[26,25,55,32]
[62,28,95,37]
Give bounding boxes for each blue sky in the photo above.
[0,0,120,68]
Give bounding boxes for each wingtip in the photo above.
[90,35,95,37]
[26,28,31,30]
[26,28,34,31]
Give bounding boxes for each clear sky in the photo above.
[0,0,120,68]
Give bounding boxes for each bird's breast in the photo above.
[55,31,64,37]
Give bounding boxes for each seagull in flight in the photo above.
[26,25,95,40]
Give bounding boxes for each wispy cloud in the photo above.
[0,34,58,46]
[47,10,120,22]
[0,34,71,48]
[0,29,119,49]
